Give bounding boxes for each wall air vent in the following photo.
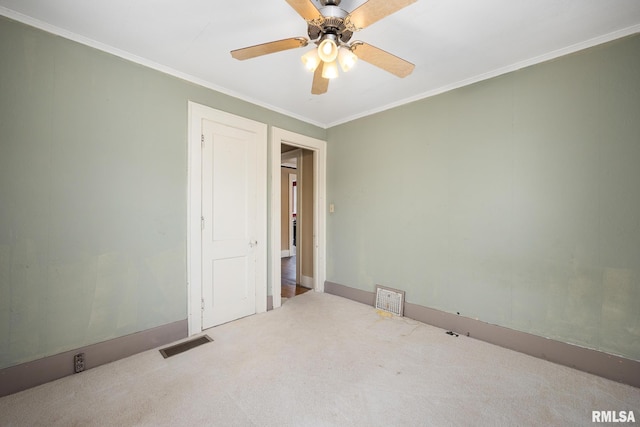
[375,285,405,317]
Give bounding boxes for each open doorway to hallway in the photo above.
[270,126,326,310]
[280,144,312,302]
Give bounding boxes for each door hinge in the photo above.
[201,134,204,147]
[201,216,205,230]
[201,297,205,311]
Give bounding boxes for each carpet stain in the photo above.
[376,309,394,319]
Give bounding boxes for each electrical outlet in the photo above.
[74,352,85,373]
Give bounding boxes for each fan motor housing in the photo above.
[308,5,353,44]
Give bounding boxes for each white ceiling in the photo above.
[1,0,640,128]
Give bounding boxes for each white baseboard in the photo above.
[280,250,290,258]
[301,275,314,289]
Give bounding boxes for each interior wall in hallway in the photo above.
[280,167,294,252]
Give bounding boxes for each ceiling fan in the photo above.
[231,0,417,95]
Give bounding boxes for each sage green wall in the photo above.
[0,16,325,369]
[326,35,640,361]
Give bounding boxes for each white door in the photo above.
[201,118,260,328]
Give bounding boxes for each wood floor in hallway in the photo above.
[281,256,310,298]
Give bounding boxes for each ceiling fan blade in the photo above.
[231,37,308,60]
[285,0,322,22]
[346,0,417,31]
[351,42,415,78]
[311,64,329,95]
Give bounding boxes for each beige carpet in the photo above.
[0,292,638,426]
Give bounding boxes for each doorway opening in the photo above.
[270,127,326,310]
[280,145,311,302]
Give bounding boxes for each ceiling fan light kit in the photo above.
[231,0,417,94]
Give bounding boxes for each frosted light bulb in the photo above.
[301,49,320,72]
[322,60,339,79]
[338,48,357,72]
[317,38,338,63]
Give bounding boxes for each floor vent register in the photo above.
[375,285,405,317]
[159,335,213,358]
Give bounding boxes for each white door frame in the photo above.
[187,101,267,336]
[270,127,326,309]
